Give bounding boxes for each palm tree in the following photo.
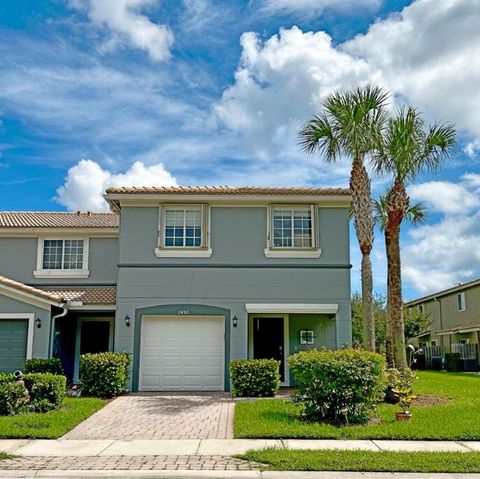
[299,85,389,351]
[374,196,427,367]
[374,107,456,368]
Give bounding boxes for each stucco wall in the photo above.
[0,237,118,285]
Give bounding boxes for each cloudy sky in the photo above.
[0,0,479,299]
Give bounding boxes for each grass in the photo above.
[234,371,480,440]
[0,452,14,461]
[0,397,106,439]
[238,449,480,473]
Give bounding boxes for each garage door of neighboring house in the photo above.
[140,315,225,391]
[0,318,29,373]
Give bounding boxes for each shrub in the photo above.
[230,359,280,397]
[0,373,27,416]
[23,373,66,412]
[445,352,462,372]
[24,358,64,375]
[384,367,417,404]
[288,348,386,424]
[79,352,130,398]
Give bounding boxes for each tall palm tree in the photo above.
[374,196,427,367]
[299,85,389,351]
[374,107,456,368]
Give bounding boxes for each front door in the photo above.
[253,317,285,382]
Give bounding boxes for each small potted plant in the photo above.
[392,387,416,421]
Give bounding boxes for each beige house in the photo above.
[406,279,480,369]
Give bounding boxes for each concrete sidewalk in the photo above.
[1,470,480,478]
[1,438,480,456]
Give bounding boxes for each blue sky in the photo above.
[1,0,480,299]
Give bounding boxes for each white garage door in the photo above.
[140,315,225,391]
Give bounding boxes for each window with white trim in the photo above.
[457,292,466,312]
[161,205,207,248]
[271,205,315,248]
[35,238,89,277]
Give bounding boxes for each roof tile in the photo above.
[40,286,116,306]
[0,212,119,229]
[105,185,350,196]
[0,276,63,304]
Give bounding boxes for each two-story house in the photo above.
[406,278,480,369]
[0,186,352,391]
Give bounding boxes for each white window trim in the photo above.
[155,204,212,258]
[0,313,34,360]
[34,238,90,278]
[457,292,466,312]
[265,204,321,258]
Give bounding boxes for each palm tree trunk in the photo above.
[385,214,407,369]
[350,156,375,351]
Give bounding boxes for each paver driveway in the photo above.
[63,392,234,440]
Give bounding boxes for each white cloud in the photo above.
[403,212,480,295]
[261,0,382,16]
[216,0,480,158]
[72,0,173,61]
[55,159,177,211]
[401,175,480,296]
[408,181,480,215]
[215,26,377,159]
[465,139,480,158]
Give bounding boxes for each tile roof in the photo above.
[0,212,119,229]
[105,185,350,196]
[39,286,117,306]
[0,276,63,304]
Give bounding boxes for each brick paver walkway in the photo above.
[0,456,260,471]
[63,393,234,440]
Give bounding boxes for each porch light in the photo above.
[124,315,131,327]
[232,316,238,328]
[36,317,42,329]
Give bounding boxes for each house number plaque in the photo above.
[177,310,191,315]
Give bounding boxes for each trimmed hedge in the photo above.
[23,373,66,412]
[0,373,26,416]
[230,359,280,397]
[79,352,130,398]
[288,348,386,424]
[445,352,462,372]
[24,358,64,375]
[0,373,66,415]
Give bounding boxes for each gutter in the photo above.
[49,305,68,357]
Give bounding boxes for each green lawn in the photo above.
[234,371,480,439]
[238,449,480,473]
[0,397,105,439]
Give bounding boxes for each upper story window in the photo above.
[164,208,202,248]
[265,205,321,258]
[35,238,90,278]
[457,292,466,312]
[155,205,212,258]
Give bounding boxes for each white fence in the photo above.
[452,343,478,360]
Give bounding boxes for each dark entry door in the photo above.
[253,317,284,381]
[80,321,110,355]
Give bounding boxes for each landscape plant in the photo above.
[79,352,130,398]
[23,373,66,412]
[230,359,280,397]
[374,107,455,367]
[445,352,461,372]
[24,358,64,375]
[288,348,386,424]
[299,85,389,351]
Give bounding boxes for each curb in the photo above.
[1,471,480,479]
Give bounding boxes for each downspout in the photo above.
[49,305,68,357]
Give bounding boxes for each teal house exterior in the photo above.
[0,186,352,391]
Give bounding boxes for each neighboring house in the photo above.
[0,186,352,391]
[406,279,480,369]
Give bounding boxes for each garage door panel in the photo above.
[140,316,225,391]
[0,319,28,374]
